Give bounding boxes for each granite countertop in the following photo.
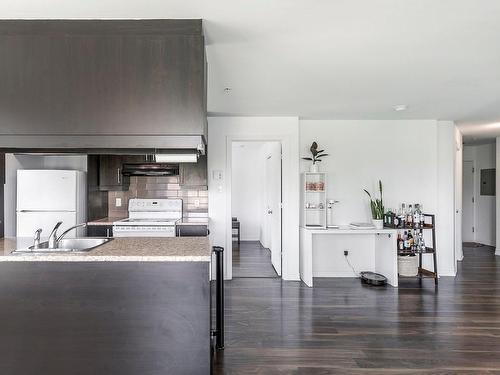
[0,237,211,262]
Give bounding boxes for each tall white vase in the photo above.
[310,163,319,173]
[372,219,384,230]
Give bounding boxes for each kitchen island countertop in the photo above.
[0,237,211,262]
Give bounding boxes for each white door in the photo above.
[265,143,282,276]
[17,211,77,238]
[17,170,77,211]
[462,161,475,242]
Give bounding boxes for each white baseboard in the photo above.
[314,271,359,278]
[496,248,500,256]
[438,269,457,277]
[282,273,300,281]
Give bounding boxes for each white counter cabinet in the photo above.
[299,226,398,287]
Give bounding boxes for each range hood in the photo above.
[121,163,180,177]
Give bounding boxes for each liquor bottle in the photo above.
[408,230,414,250]
[399,203,407,228]
[407,204,413,227]
[419,204,425,227]
[397,233,404,251]
[393,209,399,227]
[418,231,426,252]
[413,204,421,229]
[403,231,409,250]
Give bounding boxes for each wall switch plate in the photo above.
[116,198,122,207]
[212,170,223,181]
[194,199,200,207]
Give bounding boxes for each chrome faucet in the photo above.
[33,228,42,250]
[56,223,87,244]
[48,221,63,248]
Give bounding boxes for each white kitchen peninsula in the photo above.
[299,226,398,287]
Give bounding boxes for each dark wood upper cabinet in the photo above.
[98,155,130,191]
[0,20,206,138]
[0,153,4,238]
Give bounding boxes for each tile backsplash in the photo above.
[108,175,208,218]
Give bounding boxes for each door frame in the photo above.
[226,137,284,280]
[462,159,476,243]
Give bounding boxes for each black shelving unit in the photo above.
[383,213,438,285]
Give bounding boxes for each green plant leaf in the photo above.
[316,153,329,158]
[363,189,372,198]
[302,157,313,161]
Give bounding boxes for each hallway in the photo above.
[215,244,500,374]
[232,241,279,278]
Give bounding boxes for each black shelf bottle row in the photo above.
[383,212,438,285]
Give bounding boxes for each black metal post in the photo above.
[213,246,224,350]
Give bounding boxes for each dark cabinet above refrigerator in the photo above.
[0,20,207,151]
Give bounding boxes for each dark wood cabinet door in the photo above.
[87,225,113,237]
[0,153,4,237]
[176,225,208,237]
[99,155,129,191]
[0,21,206,137]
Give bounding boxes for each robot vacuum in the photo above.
[360,271,388,286]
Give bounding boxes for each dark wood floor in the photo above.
[232,241,279,278]
[214,245,500,374]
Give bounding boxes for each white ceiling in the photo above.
[2,0,500,140]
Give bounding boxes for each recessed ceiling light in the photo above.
[393,104,408,112]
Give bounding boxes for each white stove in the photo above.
[112,198,182,237]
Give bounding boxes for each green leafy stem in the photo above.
[363,180,384,220]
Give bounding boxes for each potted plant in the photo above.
[363,180,384,229]
[302,142,328,172]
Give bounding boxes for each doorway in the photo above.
[461,142,497,251]
[462,160,475,243]
[231,141,282,278]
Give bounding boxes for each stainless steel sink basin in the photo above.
[12,238,113,254]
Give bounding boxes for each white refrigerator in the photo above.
[16,170,87,239]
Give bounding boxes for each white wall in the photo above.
[4,154,87,237]
[496,137,500,255]
[436,121,457,276]
[231,142,265,241]
[299,120,438,224]
[208,117,300,280]
[455,128,463,261]
[299,120,457,276]
[463,143,496,246]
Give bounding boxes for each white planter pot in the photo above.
[309,163,319,173]
[372,219,383,230]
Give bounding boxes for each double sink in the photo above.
[12,238,113,254]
